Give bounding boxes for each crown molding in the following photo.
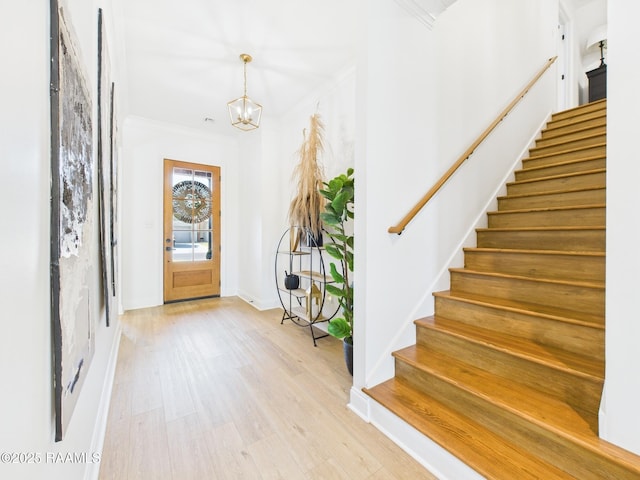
[393,0,459,29]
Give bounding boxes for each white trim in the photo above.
[84,321,123,480]
[238,290,280,311]
[348,386,371,421]
[393,0,459,29]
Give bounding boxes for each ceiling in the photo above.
[115,0,602,137]
[116,0,365,136]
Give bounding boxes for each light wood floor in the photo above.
[98,296,437,480]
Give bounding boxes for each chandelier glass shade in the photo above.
[228,53,262,131]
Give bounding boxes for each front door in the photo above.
[163,159,221,302]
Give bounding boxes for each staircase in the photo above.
[364,99,640,479]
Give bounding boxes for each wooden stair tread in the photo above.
[497,186,605,201]
[363,378,576,480]
[395,344,598,437]
[477,225,605,232]
[489,203,605,215]
[550,99,605,117]
[542,121,605,136]
[529,131,605,151]
[507,168,606,187]
[519,154,606,172]
[413,316,603,380]
[394,346,640,476]
[546,112,606,133]
[463,247,605,258]
[433,289,604,328]
[449,267,605,290]
[545,110,606,131]
[523,142,606,163]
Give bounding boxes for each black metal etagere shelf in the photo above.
[274,226,340,346]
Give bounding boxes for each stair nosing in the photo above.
[539,124,606,142]
[396,343,601,421]
[463,247,605,258]
[519,154,606,173]
[550,99,606,118]
[497,186,605,201]
[524,142,606,162]
[529,132,606,151]
[488,203,605,216]
[411,318,603,381]
[449,267,605,290]
[544,111,606,131]
[476,225,605,232]
[433,289,604,330]
[506,168,605,187]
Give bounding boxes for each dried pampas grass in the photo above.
[288,113,325,239]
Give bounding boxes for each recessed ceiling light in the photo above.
[204,117,215,123]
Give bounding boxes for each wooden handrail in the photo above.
[388,56,558,235]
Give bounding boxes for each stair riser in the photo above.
[543,115,606,138]
[463,250,605,283]
[498,188,606,210]
[530,134,606,157]
[487,207,605,228]
[433,295,604,358]
[413,329,603,414]
[523,145,606,169]
[507,171,605,196]
[551,100,606,121]
[395,361,625,480]
[477,229,605,252]
[515,157,605,181]
[537,125,606,147]
[450,271,604,316]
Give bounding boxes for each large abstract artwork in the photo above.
[50,1,96,441]
[97,8,118,326]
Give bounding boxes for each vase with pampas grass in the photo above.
[288,113,326,246]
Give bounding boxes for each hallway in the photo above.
[99,297,436,479]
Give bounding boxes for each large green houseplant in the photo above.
[320,168,354,373]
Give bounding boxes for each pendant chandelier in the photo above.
[227,53,263,131]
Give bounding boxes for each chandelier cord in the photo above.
[243,60,248,97]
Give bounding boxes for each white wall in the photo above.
[236,67,358,311]
[355,0,438,389]
[601,0,640,457]
[121,117,240,310]
[236,130,266,307]
[0,1,121,479]
[353,0,557,393]
[572,0,608,103]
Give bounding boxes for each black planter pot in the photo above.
[343,339,353,376]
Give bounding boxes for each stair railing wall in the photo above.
[361,59,558,390]
[388,56,557,236]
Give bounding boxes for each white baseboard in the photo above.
[348,386,371,421]
[84,321,123,480]
[237,290,280,311]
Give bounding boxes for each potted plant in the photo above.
[320,168,354,375]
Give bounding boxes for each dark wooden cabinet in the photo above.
[587,64,607,102]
